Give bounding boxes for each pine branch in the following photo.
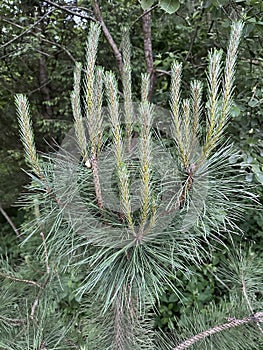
[71,62,88,162]
[202,21,244,160]
[15,97,61,206]
[104,71,134,232]
[83,22,104,209]
[173,312,263,350]
[94,67,104,156]
[121,32,134,153]
[170,62,188,168]
[15,94,42,177]
[138,74,154,240]
[84,22,101,145]
[190,80,202,140]
[205,49,222,150]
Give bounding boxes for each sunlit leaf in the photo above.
[141,0,155,10]
[159,0,180,14]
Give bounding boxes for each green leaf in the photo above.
[248,99,260,108]
[141,0,155,10]
[230,103,241,117]
[169,293,178,303]
[251,164,263,185]
[159,0,180,14]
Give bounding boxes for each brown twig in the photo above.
[43,0,96,22]
[40,232,50,274]
[30,298,39,319]
[173,312,263,350]
[156,69,171,76]
[93,0,123,74]
[2,18,77,63]
[184,8,205,63]
[0,205,20,238]
[0,315,27,326]
[0,9,54,50]
[0,272,42,289]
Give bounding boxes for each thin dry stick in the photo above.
[173,312,263,350]
[0,272,42,289]
[2,17,77,63]
[44,0,96,22]
[40,232,50,274]
[0,205,20,238]
[0,315,27,326]
[0,9,54,50]
[93,0,123,74]
[30,298,39,320]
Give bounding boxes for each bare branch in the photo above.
[173,312,263,350]
[93,0,123,74]
[43,0,96,22]
[184,8,205,62]
[1,19,77,63]
[0,9,54,50]
[156,69,171,76]
[0,205,20,238]
[142,10,155,101]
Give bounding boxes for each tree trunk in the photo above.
[142,11,155,101]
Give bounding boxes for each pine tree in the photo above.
[0,21,262,349]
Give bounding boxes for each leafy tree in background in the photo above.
[0,0,262,208]
[0,20,262,349]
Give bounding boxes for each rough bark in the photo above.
[142,11,155,101]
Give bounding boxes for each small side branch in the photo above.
[0,205,20,238]
[93,0,123,74]
[0,272,42,289]
[0,9,54,50]
[173,312,263,350]
[44,0,96,22]
[0,315,27,326]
